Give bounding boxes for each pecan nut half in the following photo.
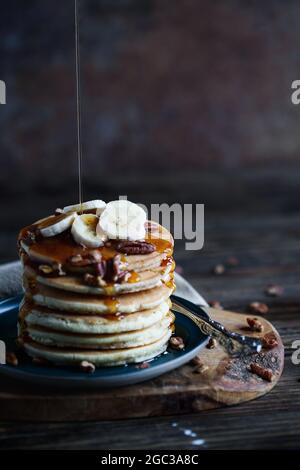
[247,317,264,332]
[135,361,150,369]
[193,364,209,374]
[249,363,274,382]
[206,338,217,349]
[6,352,18,366]
[169,336,185,350]
[84,273,104,287]
[83,254,130,286]
[38,264,54,275]
[248,302,269,315]
[262,333,278,350]
[21,226,40,245]
[69,251,102,267]
[112,240,155,255]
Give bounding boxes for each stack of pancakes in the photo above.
[18,215,175,367]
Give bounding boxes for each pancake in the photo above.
[20,240,167,273]
[30,282,174,314]
[23,329,172,366]
[21,300,171,334]
[20,222,173,273]
[25,312,174,349]
[23,263,173,295]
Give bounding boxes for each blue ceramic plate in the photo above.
[0,295,209,389]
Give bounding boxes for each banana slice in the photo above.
[62,200,106,214]
[98,200,146,241]
[38,213,75,238]
[71,214,107,247]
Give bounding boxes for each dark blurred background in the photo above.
[1,0,300,266]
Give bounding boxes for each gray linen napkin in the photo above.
[0,261,208,306]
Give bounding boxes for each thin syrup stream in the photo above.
[75,0,83,211]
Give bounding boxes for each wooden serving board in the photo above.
[0,308,284,422]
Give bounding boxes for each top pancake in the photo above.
[19,221,173,274]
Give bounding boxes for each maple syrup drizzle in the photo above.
[104,285,122,298]
[161,256,172,267]
[104,297,119,314]
[20,299,125,323]
[128,271,140,283]
[75,0,83,211]
[164,271,176,291]
[18,300,33,321]
[19,224,172,269]
[160,255,176,272]
[145,234,173,256]
[20,231,86,263]
[165,277,176,291]
[19,228,120,266]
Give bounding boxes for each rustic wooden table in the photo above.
[0,169,299,449]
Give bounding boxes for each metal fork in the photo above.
[171,295,262,356]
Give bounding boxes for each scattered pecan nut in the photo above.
[80,361,96,373]
[36,262,63,276]
[6,352,18,366]
[38,264,54,275]
[213,264,225,275]
[101,255,129,284]
[265,284,284,297]
[193,364,209,374]
[209,300,224,310]
[83,254,130,286]
[135,361,150,369]
[190,356,208,374]
[262,333,278,350]
[112,240,155,255]
[169,336,185,350]
[190,355,204,367]
[116,270,130,283]
[206,338,217,349]
[22,228,38,245]
[94,260,107,278]
[248,302,269,315]
[110,254,124,282]
[249,363,274,382]
[247,317,264,332]
[69,251,102,267]
[226,256,239,267]
[84,273,106,287]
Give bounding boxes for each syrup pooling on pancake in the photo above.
[18,200,176,367]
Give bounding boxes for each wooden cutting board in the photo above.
[0,308,284,422]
